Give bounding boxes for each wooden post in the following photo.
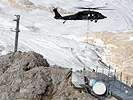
[13,15,20,53]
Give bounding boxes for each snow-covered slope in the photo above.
[1,0,133,32]
[10,0,133,32]
[0,0,133,71]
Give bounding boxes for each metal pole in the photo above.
[120,72,122,90]
[96,66,98,73]
[126,76,128,85]
[108,85,112,98]
[111,72,113,80]
[13,15,20,53]
[96,66,98,77]
[114,69,116,84]
[102,69,104,81]
[108,65,110,77]
[108,65,110,82]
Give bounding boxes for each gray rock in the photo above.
[0,51,97,100]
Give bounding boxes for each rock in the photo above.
[0,51,49,73]
[17,0,34,5]
[3,0,73,14]
[0,51,97,100]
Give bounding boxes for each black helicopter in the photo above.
[53,7,111,24]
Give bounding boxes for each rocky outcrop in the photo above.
[3,0,73,14]
[0,51,97,100]
[0,51,49,74]
[3,0,34,11]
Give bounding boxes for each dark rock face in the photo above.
[0,51,49,73]
[0,51,97,100]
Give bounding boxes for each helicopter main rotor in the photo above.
[76,7,114,10]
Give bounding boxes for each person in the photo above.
[86,89,89,93]
[84,88,86,93]
[83,66,85,70]
[131,84,133,88]
[84,76,88,84]
[93,69,95,72]
[84,76,86,82]
[78,89,82,93]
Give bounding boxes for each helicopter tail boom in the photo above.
[53,8,62,19]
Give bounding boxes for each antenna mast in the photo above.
[13,15,20,53]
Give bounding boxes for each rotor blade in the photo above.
[76,7,106,9]
[90,7,107,9]
[95,8,115,10]
[76,7,114,10]
[76,7,92,9]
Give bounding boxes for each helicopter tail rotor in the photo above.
[53,7,62,19]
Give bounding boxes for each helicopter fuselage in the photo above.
[53,8,107,23]
[61,11,107,20]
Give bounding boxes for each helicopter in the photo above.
[53,7,111,24]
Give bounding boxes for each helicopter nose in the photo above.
[102,15,107,19]
[99,14,107,19]
[104,16,107,18]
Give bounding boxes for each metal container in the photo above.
[89,79,97,87]
[93,81,106,95]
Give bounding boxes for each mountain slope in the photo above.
[2,0,133,32]
[0,0,133,73]
[0,0,108,72]
[0,51,98,100]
